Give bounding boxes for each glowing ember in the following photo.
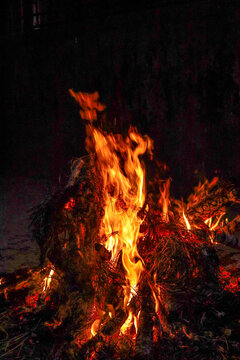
[64,198,76,211]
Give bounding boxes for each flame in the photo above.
[204,213,225,243]
[205,213,225,231]
[70,89,153,333]
[187,177,219,209]
[120,311,134,334]
[64,198,76,210]
[42,269,54,294]
[90,305,106,337]
[183,211,191,230]
[92,125,153,329]
[120,310,140,335]
[91,319,101,337]
[69,89,106,122]
[69,90,236,341]
[158,179,171,222]
[93,127,152,307]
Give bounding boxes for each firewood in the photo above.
[215,231,240,248]
[135,279,154,360]
[186,181,239,221]
[101,308,127,336]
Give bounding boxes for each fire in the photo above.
[205,213,225,231]
[183,211,191,230]
[91,319,101,336]
[91,125,153,322]
[158,179,171,222]
[1,90,240,360]
[64,197,76,210]
[42,268,54,294]
[70,90,153,333]
[69,89,106,122]
[66,89,240,347]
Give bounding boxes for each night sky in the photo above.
[4,0,240,198]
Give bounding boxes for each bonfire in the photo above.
[1,91,240,360]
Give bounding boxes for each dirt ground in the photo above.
[0,177,51,273]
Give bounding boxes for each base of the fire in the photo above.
[1,90,240,359]
[1,159,240,359]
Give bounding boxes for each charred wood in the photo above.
[215,231,240,248]
[135,279,154,360]
[101,308,127,336]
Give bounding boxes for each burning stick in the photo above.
[101,309,127,336]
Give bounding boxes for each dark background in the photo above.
[3,0,240,198]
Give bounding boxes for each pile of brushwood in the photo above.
[1,156,240,360]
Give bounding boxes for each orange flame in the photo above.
[69,89,106,122]
[187,177,219,209]
[70,90,153,333]
[158,179,171,222]
[183,211,191,230]
[42,269,54,294]
[205,213,225,231]
[91,126,153,309]
[91,319,101,337]
[120,310,140,335]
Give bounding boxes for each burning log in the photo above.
[101,309,127,336]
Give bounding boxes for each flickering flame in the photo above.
[69,89,238,343]
[92,125,153,328]
[91,319,101,337]
[103,129,151,300]
[187,177,219,209]
[205,217,212,227]
[158,179,171,222]
[205,213,225,231]
[120,311,133,334]
[70,90,153,333]
[69,89,106,122]
[42,269,54,294]
[70,89,153,334]
[205,213,225,243]
[120,311,140,335]
[183,211,191,230]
